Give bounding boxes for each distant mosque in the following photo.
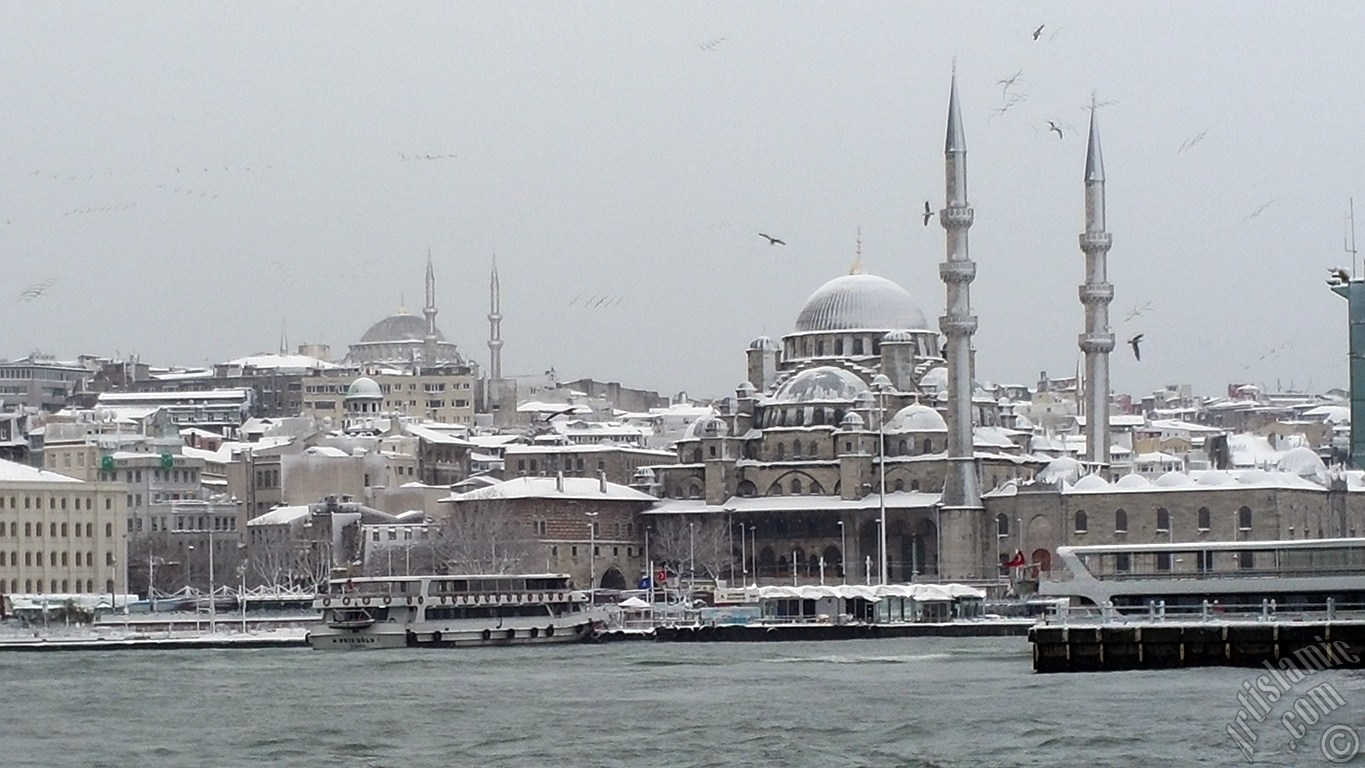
[346,254,472,370]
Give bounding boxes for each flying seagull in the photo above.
[541,406,578,423]
[1046,120,1065,139]
[1329,267,1351,284]
[922,201,933,226]
[996,70,1023,94]
[758,233,786,246]
[1033,24,1045,40]
[1245,199,1277,221]
[1128,333,1144,362]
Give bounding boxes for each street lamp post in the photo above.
[837,520,847,585]
[687,521,696,598]
[872,373,891,585]
[644,525,653,605]
[749,525,757,583]
[739,522,747,582]
[207,530,216,633]
[585,511,599,597]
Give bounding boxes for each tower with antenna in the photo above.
[1332,199,1365,467]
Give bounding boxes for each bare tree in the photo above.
[439,493,539,574]
[650,515,732,579]
[246,535,295,591]
[127,531,176,598]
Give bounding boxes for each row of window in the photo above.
[1,522,112,538]
[1071,506,1252,535]
[1,550,114,567]
[4,579,113,595]
[0,496,101,511]
[516,459,608,473]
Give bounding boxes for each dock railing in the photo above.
[1043,597,1365,627]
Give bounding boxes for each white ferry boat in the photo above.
[307,573,610,650]
[1039,537,1365,613]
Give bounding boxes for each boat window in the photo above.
[1115,553,1131,573]
[1156,551,1172,571]
[1197,550,1214,573]
[1238,551,1254,570]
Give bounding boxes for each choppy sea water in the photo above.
[6,637,1365,767]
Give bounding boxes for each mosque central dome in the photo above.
[794,274,929,333]
[359,312,445,344]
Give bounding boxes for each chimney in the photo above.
[598,470,607,494]
[556,471,564,493]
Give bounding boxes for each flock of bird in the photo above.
[15,278,56,303]
[567,294,626,310]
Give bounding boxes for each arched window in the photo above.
[691,448,702,463]
[996,513,1009,537]
[1198,506,1211,531]
[922,438,933,454]
[893,479,904,491]
[1115,509,1128,533]
[898,439,908,455]
[790,478,803,495]
[809,481,824,495]
[768,483,784,496]
[737,481,757,497]
[688,485,702,500]
[1074,510,1088,534]
[853,338,864,355]
[834,339,843,355]
[775,443,785,461]
[1156,507,1171,533]
[792,442,802,458]
[809,441,818,457]
[910,479,920,491]
[1239,506,1252,530]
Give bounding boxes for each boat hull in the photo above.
[307,618,602,650]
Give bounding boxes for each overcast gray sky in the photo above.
[2,3,1362,401]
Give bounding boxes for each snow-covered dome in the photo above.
[1238,469,1273,485]
[736,381,757,396]
[1072,474,1111,492]
[1276,447,1327,480]
[684,416,728,439]
[748,335,779,352]
[1038,457,1083,485]
[882,329,918,343]
[839,411,865,430]
[919,367,948,392]
[1154,470,1194,488]
[1114,473,1152,489]
[770,366,870,404]
[345,377,383,399]
[1194,471,1231,486]
[360,311,441,343]
[794,274,929,333]
[888,404,947,432]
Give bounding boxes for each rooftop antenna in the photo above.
[1347,198,1359,279]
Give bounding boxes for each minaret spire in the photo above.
[279,319,288,356]
[849,226,864,274]
[938,65,983,516]
[487,254,503,385]
[422,249,438,367]
[1079,98,1115,470]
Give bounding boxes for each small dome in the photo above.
[736,381,757,396]
[919,367,948,392]
[360,312,441,344]
[794,274,929,333]
[1276,447,1327,479]
[1072,474,1111,492]
[771,366,870,404]
[1114,474,1152,489]
[684,416,728,439]
[346,377,383,399]
[839,411,866,430]
[1038,457,1083,485]
[748,336,779,351]
[1194,471,1231,486]
[888,404,947,432]
[882,329,917,343]
[1154,471,1194,488]
[1238,469,1273,485]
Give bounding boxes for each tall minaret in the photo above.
[487,255,503,384]
[422,248,439,367]
[1078,100,1114,470]
[938,68,983,513]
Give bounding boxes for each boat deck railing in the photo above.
[1042,597,1365,627]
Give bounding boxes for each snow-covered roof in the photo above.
[404,423,474,446]
[645,491,941,516]
[445,476,657,503]
[0,458,83,484]
[246,505,312,526]
[226,353,337,370]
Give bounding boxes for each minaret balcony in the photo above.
[1078,283,1114,304]
[938,260,977,284]
[939,314,979,335]
[940,206,974,228]
[1079,232,1113,251]
[1078,332,1116,353]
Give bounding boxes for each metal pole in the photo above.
[208,530,216,634]
[586,511,598,595]
[240,569,247,634]
[878,386,888,585]
[749,525,757,583]
[688,521,695,597]
[838,520,846,585]
[149,553,156,613]
[645,527,653,604]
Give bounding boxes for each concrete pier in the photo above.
[1030,620,1365,673]
[656,620,1030,643]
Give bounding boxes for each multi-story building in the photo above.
[0,458,127,597]
[504,443,674,487]
[0,356,93,412]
